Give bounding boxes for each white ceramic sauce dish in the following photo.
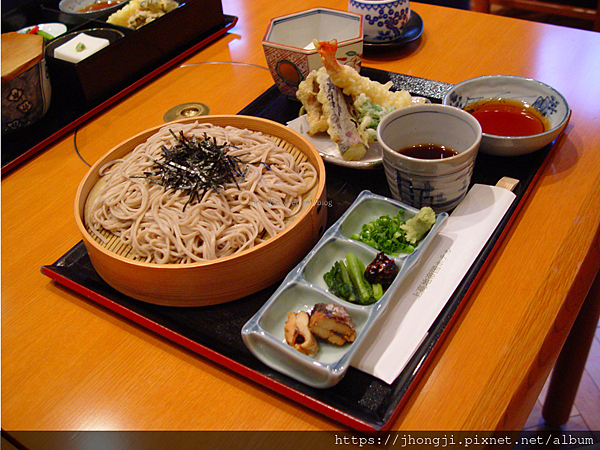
[443,75,570,156]
[242,190,448,388]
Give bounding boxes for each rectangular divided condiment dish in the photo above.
[241,190,448,388]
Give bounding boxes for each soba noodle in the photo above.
[86,121,318,264]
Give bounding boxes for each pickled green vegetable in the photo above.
[323,252,383,305]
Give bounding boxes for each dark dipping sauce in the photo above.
[398,143,459,159]
[464,99,549,137]
[79,0,122,12]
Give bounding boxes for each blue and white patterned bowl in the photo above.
[443,75,570,157]
[348,0,411,43]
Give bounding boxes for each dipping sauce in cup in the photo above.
[397,143,458,159]
[377,104,482,212]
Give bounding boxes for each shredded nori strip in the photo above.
[137,130,251,210]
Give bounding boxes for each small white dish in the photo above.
[17,23,68,40]
[45,28,124,65]
[241,190,448,388]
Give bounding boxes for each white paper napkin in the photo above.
[352,184,517,384]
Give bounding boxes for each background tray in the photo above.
[2,0,236,174]
[41,68,560,431]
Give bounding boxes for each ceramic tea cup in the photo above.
[377,104,482,212]
[348,0,411,43]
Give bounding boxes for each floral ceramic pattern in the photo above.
[531,95,560,117]
[349,0,410,42]
[1,60,51,133]
[445,91,562,120]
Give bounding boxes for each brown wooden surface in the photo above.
[473,0,600,31]
[3,0,600,438]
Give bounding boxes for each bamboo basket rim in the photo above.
[74,115,326,269]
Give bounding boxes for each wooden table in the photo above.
[3,0,600,443]
[472,0,600,32]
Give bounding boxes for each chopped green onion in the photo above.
[350,210,413,256]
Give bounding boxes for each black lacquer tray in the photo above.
[41,68,560,431]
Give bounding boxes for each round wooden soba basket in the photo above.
[74,115,327,307]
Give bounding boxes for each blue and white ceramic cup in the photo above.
[377,104,482,213]
[348,0,411,43]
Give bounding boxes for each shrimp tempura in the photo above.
[315,39,412,109]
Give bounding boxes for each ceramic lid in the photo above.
[1,32,45,82]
